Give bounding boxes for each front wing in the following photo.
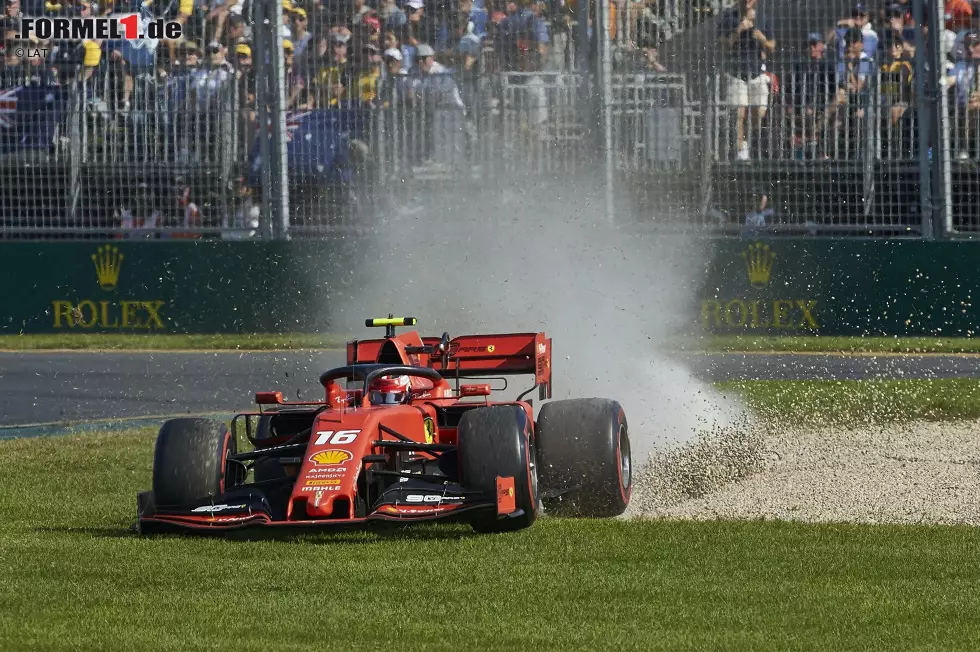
[136,477,521,534]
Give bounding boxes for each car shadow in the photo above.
[36,523,482,544]
[223,525,482,545]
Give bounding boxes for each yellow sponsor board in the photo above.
[702,242,820,332]
[305,479,342,487]
[52,245,167,330]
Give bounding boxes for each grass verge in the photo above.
[0,333,349,351]
[719,378,980,427]
[682,334,980,354]
[1,427,979,650]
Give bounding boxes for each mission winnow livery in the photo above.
[137,316,632,534]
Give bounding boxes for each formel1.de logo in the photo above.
[19,15,182,41]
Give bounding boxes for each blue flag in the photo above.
[104,9,160,71]
[0,86,68,153]
[248,107,370,186]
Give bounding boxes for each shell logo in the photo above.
[309,450,353,466]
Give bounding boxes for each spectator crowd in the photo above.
[0,0,592,236]
[716,0,980,162]
[2,0,980,235]
[0,0,568,109]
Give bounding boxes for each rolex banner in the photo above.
[698,238,979,336]
[0,238,978,336]
[0,240,364,335]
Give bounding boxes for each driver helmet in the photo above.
[368,374,412,405]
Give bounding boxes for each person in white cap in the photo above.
[414,43,445,74]
[376,47,411,107]
[383,47,405,79]
[409,43,467,169]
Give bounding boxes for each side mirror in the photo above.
[438,331,451,367]
[255,391,284,405]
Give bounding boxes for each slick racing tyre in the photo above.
[536,399,632,518]
[458,405,540,533]
[152,418,243,507]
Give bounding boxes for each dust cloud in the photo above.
[330,174,750,467]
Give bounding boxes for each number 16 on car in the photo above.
[313,430,361,445]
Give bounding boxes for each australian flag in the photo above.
[248,107,370,186]
[0,86,68,153]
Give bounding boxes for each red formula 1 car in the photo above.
[137,317,632,534]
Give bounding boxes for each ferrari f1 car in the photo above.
[137,317,632,534]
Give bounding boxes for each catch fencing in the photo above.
[0,0,976,240]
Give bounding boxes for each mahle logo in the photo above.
[51,246,167,330]
[741,242,776,289]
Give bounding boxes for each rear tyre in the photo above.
[458,405,539,533]
[536,399,632,518]
[152,418,241,507]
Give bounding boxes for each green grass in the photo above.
[719,378,980,426]
[1,427,980,650]
[683,335,980,354]
[5,332,980,353]
[0,333,350,351]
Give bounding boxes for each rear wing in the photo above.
[347,332,552,400]
[427,333,552,399]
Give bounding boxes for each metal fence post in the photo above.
[697,76,716,223]
[862,68,879,225]
[267,0,291,240]
[912,0,934,238]
[67,71,82,225]
[254,0,274,240]
[928,0,952,239]
[253,0,290,240]
[598,0,615,222]
[576,0,590,74]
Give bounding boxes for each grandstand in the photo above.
[0,0,977,238]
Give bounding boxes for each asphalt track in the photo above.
[3,350,980,427]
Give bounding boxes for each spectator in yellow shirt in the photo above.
[880,36,913,127]
[356,43,383,106]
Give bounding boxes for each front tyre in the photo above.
[536,398,632,517]
[457,405,539,533]
[152,418,242,507]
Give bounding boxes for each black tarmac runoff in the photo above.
[2,351,980,427]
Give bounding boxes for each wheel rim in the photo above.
[619,424,632,490]
[528,435,540,503]
[528,439,538,502]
